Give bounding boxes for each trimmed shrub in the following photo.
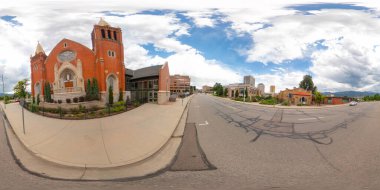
[260,99,277,105]
[78,104,86,112]
[73,97,79,103]
[30,104,39,112]
[69,107,80,114]
[111,106,124,113]
[58,100,62,104]
[79,96,85,102]
[89,105,100,112]
[281,101,290,106]
[133,100,140,107]
[66,98,71,103]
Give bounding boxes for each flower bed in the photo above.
[21,100,141,120]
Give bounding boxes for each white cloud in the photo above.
[227,9,380,92]
[1,0,380,93]
[183,11,216,28]
[165,49,241,88]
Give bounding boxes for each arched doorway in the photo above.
[106,74,119,103]
[59,69,76,91]
[34,82,41,96]
[300,97,306,104]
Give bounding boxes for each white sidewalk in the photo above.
[1,97,191,168]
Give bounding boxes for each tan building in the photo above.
[270,85,276,96]
[278,87,312,105]
[170,75,190,94]
[270,85,275,93]
[226,83,261,99]
[202,85,213,93]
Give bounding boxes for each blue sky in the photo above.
[1,1,380,93]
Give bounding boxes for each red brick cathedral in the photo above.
[30,18,125,102]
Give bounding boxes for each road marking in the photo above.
[199,121,209,126]
[298,118,317,121]
[298,117,325,121]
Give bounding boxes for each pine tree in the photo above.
[108,85,113,105]
[43,82,51,102]
[118,88,123,102]
[45,82,51,102]
[86,79,91,100]
[92,78,99,100]
[37,94,40,105]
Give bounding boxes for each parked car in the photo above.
[349,101,358,106]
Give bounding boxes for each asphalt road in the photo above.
[1,94,380,190]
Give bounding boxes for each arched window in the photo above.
[107,30,111,39]
[101,29,106,38]
[113,31,117,40]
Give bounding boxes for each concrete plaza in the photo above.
[0,96,191,179]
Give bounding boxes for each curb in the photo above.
[0,96,193,180]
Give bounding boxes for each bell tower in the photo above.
[30,42,47,97]
[91,18,125,101]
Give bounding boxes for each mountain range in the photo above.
[322,91,378,97]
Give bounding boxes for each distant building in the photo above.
[323,97,352,105]
[257,83,265,94]
[278,87,312,105]
[243,75,255,87]
[270,85,276,96]
[270,85,275,93]
[202,85,213,93]
[170,75,190,94]
[226,83,261,99]
[125,63,170,104]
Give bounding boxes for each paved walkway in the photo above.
[1,97,191,169]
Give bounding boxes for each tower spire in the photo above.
[98,17,110,27]
[35,41,45,55]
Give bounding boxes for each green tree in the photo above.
[245,87,248,98]
[44,82,52,102]
[108,85,113,105]
[118,88,123,101]
[235,90,239,98]
[36,94,40,105]
[13,79,29,99]
[86,79,91,100]
[299,75,317,93]
[92,78,99,100]
[224,88,228,97]
[314,91,324,105]
[213,83,224,96]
